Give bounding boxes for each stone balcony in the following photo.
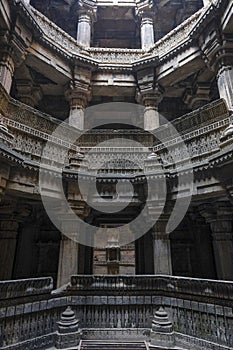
[0,87,231,175]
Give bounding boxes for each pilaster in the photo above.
[200,202,233,280]
[0,203,31,280]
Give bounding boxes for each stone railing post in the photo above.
[150,307,175,348]
[56,306,82,349]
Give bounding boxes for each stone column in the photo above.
[152,218,172,275]
[77,12,92,47]
[200,203,233,280]
[0,49,14,94]
[57,224,79,287]
[143,94,160,130]
[0,219,19,280]
[140,15,155,50]
[210,221,233,280]
[66,89,89,130]
[217,65,233,110]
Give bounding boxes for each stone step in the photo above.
[79,340,148,350]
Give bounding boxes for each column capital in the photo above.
[65,87,90,110]
[136,0,154,18]
[142,88,164,108]
[76,0,97,19]
[16,79,42,107]
[183,82,211,110]
[199,201,233,224]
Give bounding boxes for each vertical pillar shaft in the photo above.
[217,66,233,110]
[57,235,79,287]
[69,106,84,130]
[77,13,92,47]
[140,16,155,50]
[152,220,172,275]
[210,220,233,280]
[0,51,14,94]
[0,220,18,280]
[144,105,159,130]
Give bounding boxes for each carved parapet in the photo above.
[0,277,53,300]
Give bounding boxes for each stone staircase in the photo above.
[78,340,149,350]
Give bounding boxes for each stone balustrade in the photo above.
[0,277,53,300]
[0,93,231,176]
[149,8,204,58]
[0,275,232,350]
[27,2,206,65]
[30,8,84,57]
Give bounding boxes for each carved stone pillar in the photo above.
[0,49,14,94]
[140,15,155,50]
[76,0,96,48]
[77,12,92,47]
[57,171,88,286]
[57,219,79,287]
[0,218,18,279]
[136,0,155,50]
[136,65,163,130]
[200,203,233,280]
[151,218,172,275]
[142,93,161,130]
[66,89,88,130]
[217,65,233,110]
[65,65,92,129]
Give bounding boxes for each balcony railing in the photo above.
[0,275,232,350]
